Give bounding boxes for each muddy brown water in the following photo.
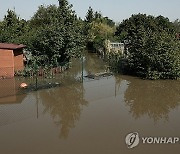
[0,53,180,154]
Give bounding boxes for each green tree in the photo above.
[29,0,85,66]
[94,11,102,20]
[0,9,28,43]
[102,17,115,27]
[85,7,94,23]
[84,7,116,51]
[90,21,115,49]
[173,19,180,33]
[30,5,58,28]
[115,14,180,79]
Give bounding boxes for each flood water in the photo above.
[0,52,180,154]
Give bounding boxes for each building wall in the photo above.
[13,49,24,71]
[0,49,14,78]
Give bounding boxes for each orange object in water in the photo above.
[20,83,28,88]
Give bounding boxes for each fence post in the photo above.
[81,56,84,83]
[35,59,38,90]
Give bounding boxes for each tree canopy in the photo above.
[1,4,180,80]
[28,0,85,66]
[0,1,85,67]
[84,6,116,51]
[0,10,28,44]
[115,14,180,79]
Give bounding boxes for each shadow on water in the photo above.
[115,75,180,122]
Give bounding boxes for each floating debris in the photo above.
[20,83,28,89]
[85,72,113,80]
[20,82,61,93]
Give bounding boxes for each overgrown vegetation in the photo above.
[0,1,180,80]
[84,7,116,52]
[0,0,85,71]
[115,14,180,79]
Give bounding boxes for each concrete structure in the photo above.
[0,43,26,78]
[110,42,124,52]
[105,40,125,55]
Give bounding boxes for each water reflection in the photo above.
[84,53,108,74]
[0,78,25,104]
[117,76,180,122]
[37,54,90,139]
[36,53,109,139]
[0,52,180,154]
[39,83,87,139]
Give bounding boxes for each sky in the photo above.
[0,0,180,22]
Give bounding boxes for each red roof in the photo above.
[0,43,26,50]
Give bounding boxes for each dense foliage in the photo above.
[173,19,180,33]
[29,1,85,66]
[115,14,180,79]
[0,9,29,44]
[84,7,116,51]
[0,0,85,67]
[1,2,180,80]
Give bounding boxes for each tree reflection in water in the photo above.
[35,53,109,139]
[37,55,89,139]
[115,76,180,122]
[39,83,88,139]
[84,53,108,74]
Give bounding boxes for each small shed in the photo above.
[0,43,26,78]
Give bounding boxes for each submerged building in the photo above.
[0,43,26,78]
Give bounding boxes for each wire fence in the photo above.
[0,64,70,101]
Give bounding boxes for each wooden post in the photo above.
[81,56,84,83]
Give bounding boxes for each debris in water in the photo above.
[85,72,113,80]
[20,83,28,89]
[19,82,61,93]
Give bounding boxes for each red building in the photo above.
[0,43,26,78]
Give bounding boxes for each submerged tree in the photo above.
[115,14,180,79]
[29,0,85,66]
[0,0,85,74]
